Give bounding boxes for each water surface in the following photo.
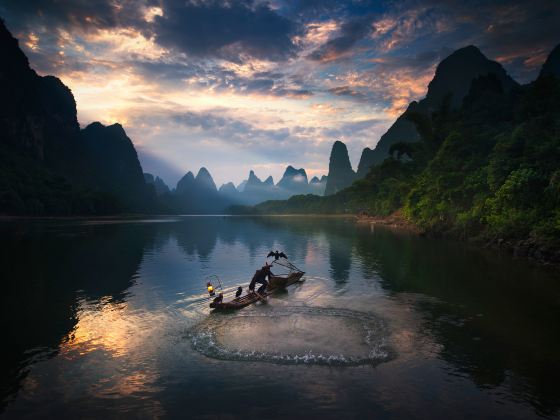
[1,216,559,419]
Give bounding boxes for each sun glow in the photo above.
[60,298,136,358]
[84,28,167,60]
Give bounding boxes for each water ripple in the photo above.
[189,306,394,366]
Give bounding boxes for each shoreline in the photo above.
[484,237,560,267]
[0,213,356,220]
[355,211,560,267]
[2,212,557,267]
[355,211,420,234]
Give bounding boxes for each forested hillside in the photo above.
[0,20,155,215]
[248,70,560,259]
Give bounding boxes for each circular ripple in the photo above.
[189,306,393,366]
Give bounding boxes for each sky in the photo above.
[1,0,559,187]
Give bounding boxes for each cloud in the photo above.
[328,85,365,98]
[134,60,204,83]
[322,49,450,116]
[472,0,560,81]
[133,58,313,98]
[311,103,340,113]
[321,118,387,139]
[169,111,291,145]
[0,0,301,63]
[153,0,300,62]
[0,0,149,33]
[307,15,376,62]
[370,7,441,52]
[373,0,560,82]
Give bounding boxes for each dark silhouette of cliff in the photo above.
[0,19,78,163]
[357,46,519,178]
[80,122,155,212]
[325,141,356,195]
[0,19,154,214]
[144,173,170,196]
[540,44,560,79]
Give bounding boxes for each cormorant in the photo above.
[267,250,288,260]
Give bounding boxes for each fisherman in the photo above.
[212,293,223,305]
[249,263,274,295]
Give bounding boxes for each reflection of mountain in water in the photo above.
[2,217,559,418]
[229,217,560,416]
[0,221,158,409]
[171,217,312,263]
[351,224,560,417]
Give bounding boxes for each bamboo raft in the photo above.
[209,271,305,310]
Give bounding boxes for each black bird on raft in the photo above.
[267,250,288,260]
[235,287,243,297]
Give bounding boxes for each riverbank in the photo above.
[355,210,560,267]
[355,210,420,234]
[485,236,560,267]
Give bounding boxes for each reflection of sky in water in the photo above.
[1,216,559,419]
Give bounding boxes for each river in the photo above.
[1,216,559,419]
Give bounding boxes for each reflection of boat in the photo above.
[210,271,305,310]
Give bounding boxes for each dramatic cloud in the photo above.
[1,0,559,186]
[328,86,365,98]
[153,0,300,62]
[0,0,149,32]
[308,15,376,62]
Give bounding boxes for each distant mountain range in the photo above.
[144,165,328,213]
[0,19,325,215]
[234,166,327,204]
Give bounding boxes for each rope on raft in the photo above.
[272,259,303,273]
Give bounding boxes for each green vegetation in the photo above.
[245,74,560,250]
